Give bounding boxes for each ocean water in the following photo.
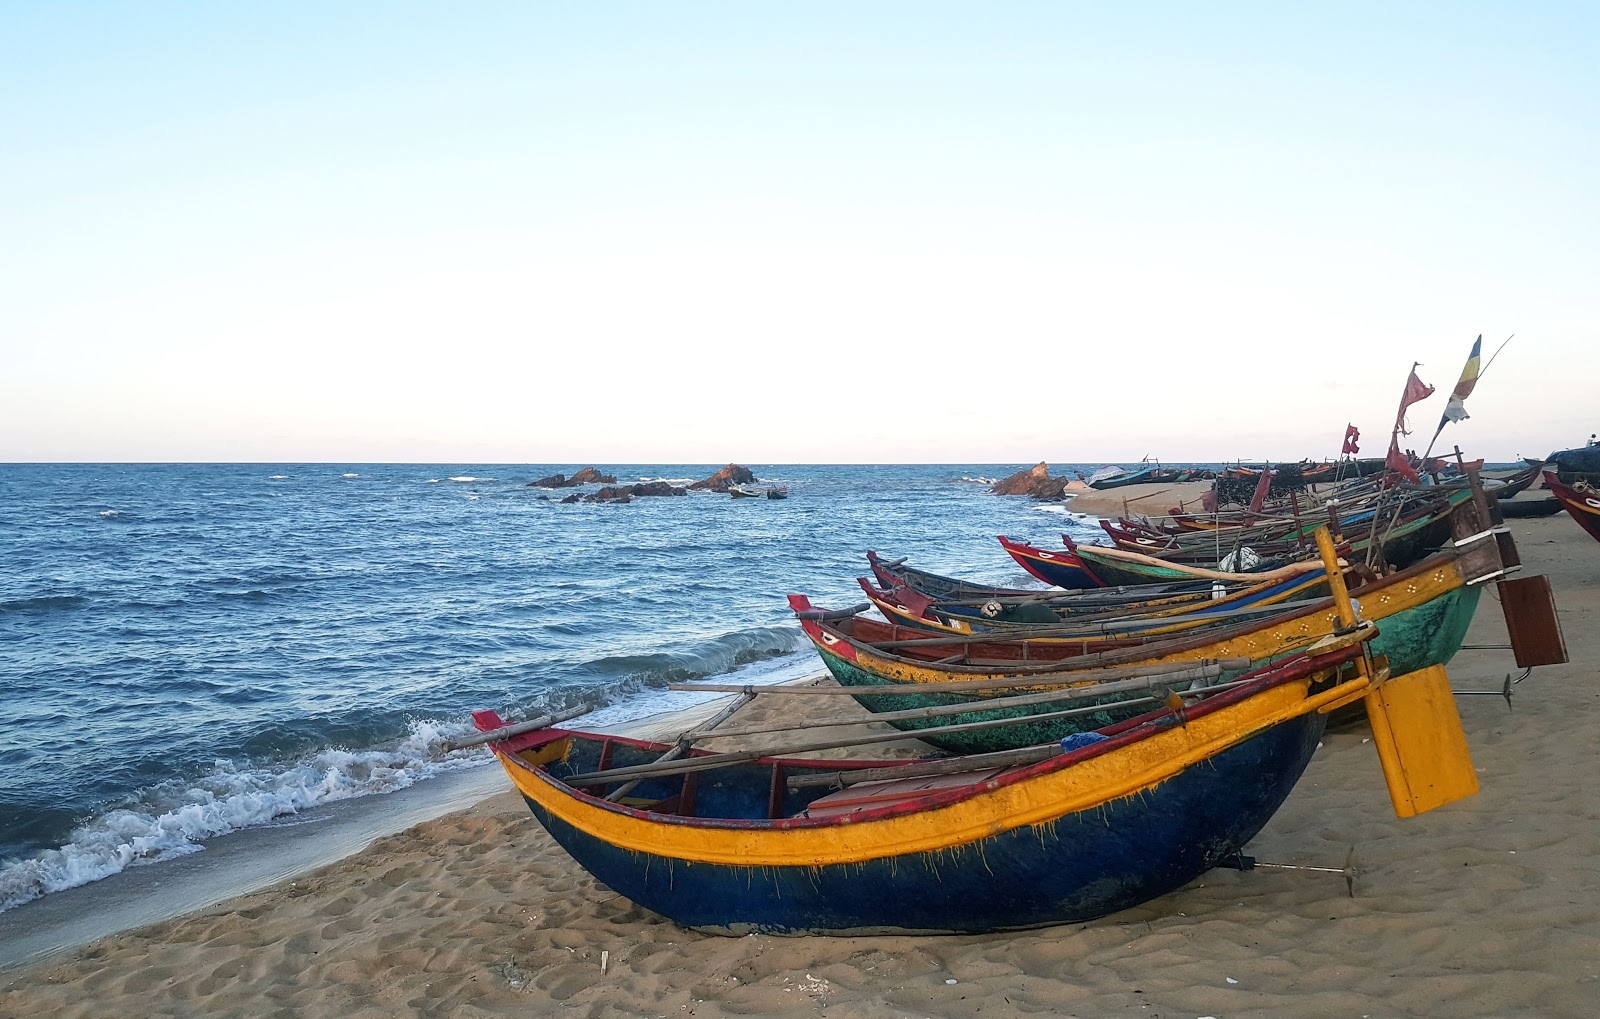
[0,463,1116,913]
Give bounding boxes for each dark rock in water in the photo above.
[631,481,687,497]
[690,464,756,492]
[586,482,686,502]
[529,467,618,488]
[992,463,1068,500]
[559,493,583,504]
[535,495,550,501]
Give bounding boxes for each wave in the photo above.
[342,473,360,478]
[578,626,802,687]
[0,594,88,615]
[955,476,999,485]
[448,477,494,483]
[637,477,695,485]
[0,720,485,914]
[0,626,808,913]
[268,475,288,480]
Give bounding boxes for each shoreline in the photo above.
[0,671,825,972]
[0,680,819,974]
[3,520,1596,1017]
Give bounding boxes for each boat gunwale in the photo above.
[487,642,1364,838]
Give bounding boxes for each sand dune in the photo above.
[3,515,1597,1019]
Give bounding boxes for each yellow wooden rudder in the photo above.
[1364,664,1479,818]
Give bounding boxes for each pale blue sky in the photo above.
[3,3,1595,461]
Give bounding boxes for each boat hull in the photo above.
[998,535,1105,588]
[521,715,1320,934]
[1544,472,1600,543]
[804,563,1481,753]
[489,664,1347,935]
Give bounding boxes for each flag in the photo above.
[1394,368,1435,437]
[1386,364,1432,484]
[1342,424,1360,455]
[1248,467,1274,514]
[1387,435,1421,484]
[1439,334,1483,426]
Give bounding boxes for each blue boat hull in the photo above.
[520,711,1326,935]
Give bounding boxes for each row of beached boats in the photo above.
[464,466,1566,936]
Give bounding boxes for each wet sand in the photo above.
[2,516,1597,1018]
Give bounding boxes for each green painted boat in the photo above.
[791,551,1488,755]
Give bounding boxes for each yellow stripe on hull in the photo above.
[493,670,1362,868]
[851,563,1464,689]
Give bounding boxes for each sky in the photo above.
[2,2,1595,463]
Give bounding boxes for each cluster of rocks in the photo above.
[991,462,1071,500]
[532,464,758,504]
[529,467,617,488]
[688,464,756,493]
[559,481,688,504]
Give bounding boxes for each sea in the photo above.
[0,462,1120,915]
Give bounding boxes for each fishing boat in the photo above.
[792,525,1511,753]
[766,486,789,500]
[997,534,1106,588]
[728,484,764,498]
[468,632,1444,935]
[1543,471,1600,542]
[856,564,1329,640]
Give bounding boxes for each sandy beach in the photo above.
[3,514,1597,1019]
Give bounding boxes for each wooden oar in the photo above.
[603,691,757,802]
[563,666,1243,789]
[671,657,1250,698]
[559,706,1107,789]
[441,705,593,752]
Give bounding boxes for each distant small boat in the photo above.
[728,485,764,498]
[766,486,789,500]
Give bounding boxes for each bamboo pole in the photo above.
[442,705,593,752]
[787,744,1065,791]
[561,667,1261,790]
[560,703,1129,789]
[602,691,757,803]
[678,674,1197,743]
[669,657,1250,698]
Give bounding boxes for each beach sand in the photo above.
[3,516,1597,1018]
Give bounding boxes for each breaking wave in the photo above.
[0,720,485,914]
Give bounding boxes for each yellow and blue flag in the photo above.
[1440,335,1482,425]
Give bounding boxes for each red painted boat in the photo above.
[1542,471,1600,543]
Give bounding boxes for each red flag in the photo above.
[1342,424,1360,455]
[1394,369,1435,437]
[1386,435,1420,484]
[1248,468,1274,514]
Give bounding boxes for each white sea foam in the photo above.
[957,476,999,485]
[638,477,696,485]
[0,720,487,914]
[98,509,121,518]
[268,475,288,480]
[448,476,494,483]
[425,479,441,483]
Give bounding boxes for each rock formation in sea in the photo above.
[689,464,756,493]
[585,482,687,502]
[991,462,1069,500]
[529,467,618,488]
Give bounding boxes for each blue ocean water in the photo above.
[0,463,1113,912]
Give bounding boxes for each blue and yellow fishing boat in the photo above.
[472,634,1462,936]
